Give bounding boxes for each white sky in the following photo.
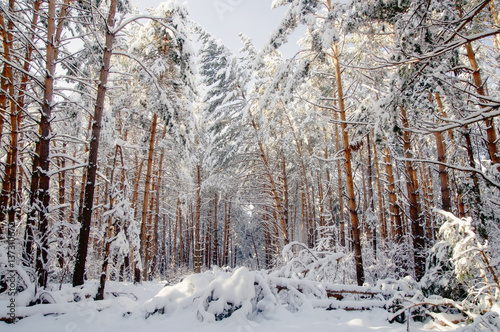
[130,0,303,57]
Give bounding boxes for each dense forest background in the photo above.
[1,0,500,317]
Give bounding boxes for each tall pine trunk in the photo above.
[0,2,16,237]
[194,165,202,273]
[384,147,402,242]
[212,193,219,266]
[464,42,499,166]
[334,112,345,247]
[140,114,157,281]
[95,146,120,300]
[333,43,364,286]
[35,0,58,288]
[366,133,377,256]
[371,131,387,245]
[400,107,425,281]
[434,130,451,212]
[73,0,118,287]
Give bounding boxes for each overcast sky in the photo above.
[131,0,302,57]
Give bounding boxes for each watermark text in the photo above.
[214,0,244,21]
[6,217,17,319]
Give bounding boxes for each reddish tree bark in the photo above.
[194,165,202,273]
[140,114,157,281]
[333,43,364,286]
[400,107,425,281]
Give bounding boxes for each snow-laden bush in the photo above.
[365,240,413,282]
[272,241,352,284]
[144,266,278,322]
[421,238,466,300]
[0,244,36,307]
[143,263,388,322]
[422,210,500,313]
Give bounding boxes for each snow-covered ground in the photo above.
[4,306,430,332]
[1,279,433,332]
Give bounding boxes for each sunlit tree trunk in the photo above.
[384,147,402,242]
[432,94,452,212]
[0,1,16,237]
[491,0,500,54]
[0,9,9,153]
[400,107,425,281]
[464,42,499,166]
[140,114,157,281]
[333,43,364,286]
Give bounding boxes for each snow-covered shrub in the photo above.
[0,244,36,307]
[144,264,385,322]
[421,239,466,300]
[365,240,413,283]
[144,266,278,322]
[422,210,500,314]
[457,311,500,331]
[48,219,80,287]
[272,241,356,284]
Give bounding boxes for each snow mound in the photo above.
[143,264,388,322]
[144,267,275,322]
